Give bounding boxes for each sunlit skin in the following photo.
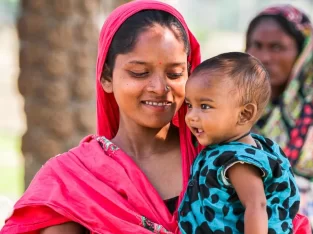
[101,24,189,201]
[246,18,298,100]
[103,25,188,131]
[185,71,256,146]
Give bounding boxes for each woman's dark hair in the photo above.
[103,10,190,79]
[246,14,308,53]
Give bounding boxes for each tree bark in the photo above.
[17,0,100,188]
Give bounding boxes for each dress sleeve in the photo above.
[220,149,271,187]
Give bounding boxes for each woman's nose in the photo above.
[256,50,271,67]
[146,75,169,95]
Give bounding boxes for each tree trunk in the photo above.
[110,0,130,9]
[17,0,100,188]
[102,0,131,15]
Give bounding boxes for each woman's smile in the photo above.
[141,100,174,112]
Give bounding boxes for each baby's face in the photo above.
[185,72,242,146]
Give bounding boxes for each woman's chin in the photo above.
[140,117,173,129]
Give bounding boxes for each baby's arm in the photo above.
[228,163,267,234]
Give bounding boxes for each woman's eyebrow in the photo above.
[128,61,186,66]
[128,60,147,65]
[168,62,186,66]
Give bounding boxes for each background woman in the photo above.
[246,4,313,229]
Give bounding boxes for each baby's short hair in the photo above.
[191,52,271,120]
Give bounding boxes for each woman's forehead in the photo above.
[249,19,296,43]
[115,27,187,65]
[253,18,284,33]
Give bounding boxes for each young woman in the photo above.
[1,1,201,233]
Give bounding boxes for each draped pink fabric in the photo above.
[1,138,194,233]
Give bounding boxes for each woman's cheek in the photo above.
[172,86,187,111]
[171,76,188,96]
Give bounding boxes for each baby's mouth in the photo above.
[192,127,204,134]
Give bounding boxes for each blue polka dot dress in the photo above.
[178,134,300,234]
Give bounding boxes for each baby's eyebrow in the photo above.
[200,97,214,102]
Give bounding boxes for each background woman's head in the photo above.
[245,5,311,100]
[100,10,191,129]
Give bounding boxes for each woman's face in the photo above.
[103,24,188,129]
[246,18,298,90]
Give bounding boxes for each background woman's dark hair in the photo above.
[103,10,190,79]
[246,14,309,53]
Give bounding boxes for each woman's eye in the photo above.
[168,73,183,79]
[271,44,283,52]
[201,104,210,109]
[129,71,149,78]
[252,42,262,50]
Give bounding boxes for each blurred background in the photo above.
[0,0,312,215]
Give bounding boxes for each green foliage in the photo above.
[0,132,23,201]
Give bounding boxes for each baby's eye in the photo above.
[201,104,210,109]
[186,102,192,109]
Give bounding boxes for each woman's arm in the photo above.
[40,222,86,234]
[228,163,267,234]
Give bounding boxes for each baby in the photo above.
[178,52,300,234]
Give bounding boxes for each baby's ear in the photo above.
[100,64,113,93]
[237,103,257,125]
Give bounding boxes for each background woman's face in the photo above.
[247,18,298,90]
[108,24,188,129]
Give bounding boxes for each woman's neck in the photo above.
[271,83,288,101]
[112,120,178,161]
